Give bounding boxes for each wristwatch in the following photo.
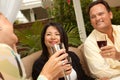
[37,75,48,80]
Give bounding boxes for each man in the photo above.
[0,13,70,80]
[84,0,120,80]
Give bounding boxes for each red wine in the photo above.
[97,41,107,48]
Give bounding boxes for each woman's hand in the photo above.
[40,49,72,80]
[55,58,72,79]
[100,46,120,60]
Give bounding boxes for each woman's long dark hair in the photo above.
[41,22,68,60]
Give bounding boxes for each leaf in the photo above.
[15,21,43,57]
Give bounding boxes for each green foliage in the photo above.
[15,21,43,57]
[52,0,76,24]
[63,23,82,47]
[49,0,81,47]
[80,0,93,36]
[111,8,120,25]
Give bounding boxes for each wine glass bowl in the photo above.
[95,34,107,48]
[97,40,107,48]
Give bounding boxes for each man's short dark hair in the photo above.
[87,0,111,15]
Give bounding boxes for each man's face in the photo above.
[0,13,18,48]
[89,4,113,32]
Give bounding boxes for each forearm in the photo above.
[39,70,53,80]
[87,58,120,78]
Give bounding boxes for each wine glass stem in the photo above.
[67,75,71,80]
[64,76,71,80]
[63,70,70,80]
[64,74,71,80]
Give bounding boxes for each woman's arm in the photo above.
[37,49,72,80]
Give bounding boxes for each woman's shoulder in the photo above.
[68,51,80,60]
[68,51,77,55]
[33,54,47,69]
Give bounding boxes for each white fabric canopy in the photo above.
[0,0,22,23]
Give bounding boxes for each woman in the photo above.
[32,22,94,80]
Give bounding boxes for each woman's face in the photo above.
[44,26,61,49]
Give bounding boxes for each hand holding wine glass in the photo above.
[95,34,107,48]
[51,43,72,80]
[95,34,114,57]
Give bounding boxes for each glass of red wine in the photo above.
[51,43,71,80]
[96,34,107,48]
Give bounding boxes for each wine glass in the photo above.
[51,43,71,80]
[95,34,107,48]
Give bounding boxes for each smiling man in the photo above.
[84,0,120,80]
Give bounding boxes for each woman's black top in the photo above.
[32,51,95,80]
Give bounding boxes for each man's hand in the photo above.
[100,46,120,60]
